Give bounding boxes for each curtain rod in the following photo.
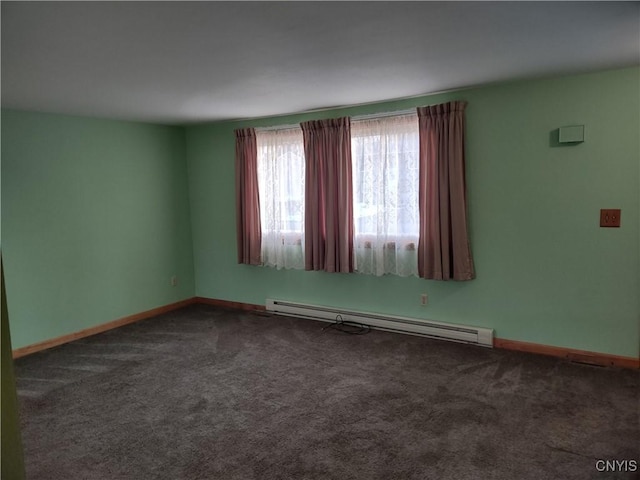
[255,124,300,132]
[255,108,417,132]
[352,108,416,121]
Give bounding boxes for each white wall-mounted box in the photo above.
[558,125,584,143]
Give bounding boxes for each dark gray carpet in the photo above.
[15,304,639,479]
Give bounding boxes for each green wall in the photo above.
[1,110,195,349]
[1,67,638,359]
[186,67,639,358]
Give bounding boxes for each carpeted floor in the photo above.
[14,304,640,479]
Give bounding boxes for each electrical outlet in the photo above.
[171,275,178,286]
[420,293,428,306]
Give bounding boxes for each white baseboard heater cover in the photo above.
[266,299,493,347]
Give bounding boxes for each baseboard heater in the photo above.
[266,299,493,347]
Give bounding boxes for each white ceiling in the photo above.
[2,1,638,125]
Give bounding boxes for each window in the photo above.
[351,114,420,276]
[255,113,421,276]
[256,127,305,270]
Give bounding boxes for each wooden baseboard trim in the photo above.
[12,298,197,359]
[494,338,639,369]
[194,297,266,312]
[13,296,637,370]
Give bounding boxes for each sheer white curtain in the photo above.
[256,128,305,269]
[351,114,420,276]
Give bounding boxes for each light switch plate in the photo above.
[600,209,621,228]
